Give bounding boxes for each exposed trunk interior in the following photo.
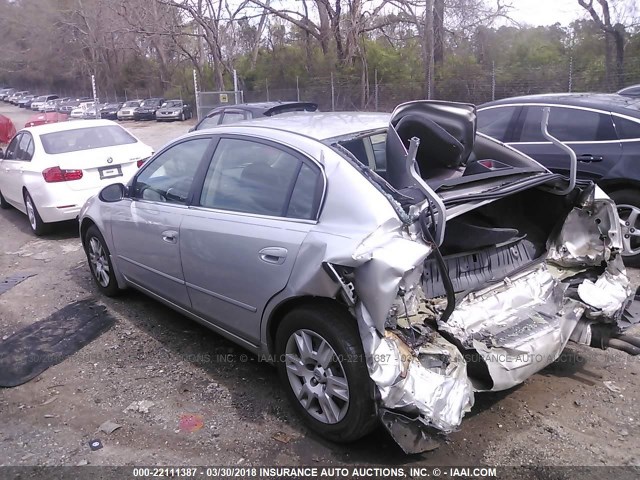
[423,187,577,299]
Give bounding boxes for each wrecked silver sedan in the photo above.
[79,101,638,453]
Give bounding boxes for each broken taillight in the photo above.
[42,166,83,183]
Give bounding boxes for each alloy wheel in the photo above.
[618,204,640,257]
[88,237,111,288]
[25,196,36,230]
[284,329,349,425]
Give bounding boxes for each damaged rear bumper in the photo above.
[348,188,637,453]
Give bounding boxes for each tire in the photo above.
[275,302,377,443]
[0,190,10,209]
[84,225,121,296]
[24,191,48,236]
[610,189,640,267]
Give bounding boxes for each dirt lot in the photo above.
[1,103,640,469]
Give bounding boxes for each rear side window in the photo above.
[519,106,617,142]
[613,116,640,140]
[200,138,320,219]
[198,113,221,130]
[477,106,518,141]
[220,111,246,125]
[40,125,137,154]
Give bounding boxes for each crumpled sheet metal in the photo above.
[547,196,622,268]
[354,233,431,333]
[356,303,474,432]
[578,255,634,319]
[440,265,584,391]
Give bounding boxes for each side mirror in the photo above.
[99,183,127,203]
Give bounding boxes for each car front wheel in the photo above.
[610,189,640,267]
[84,225,120,296]
[24,191,48,236]
[275,303,377,443]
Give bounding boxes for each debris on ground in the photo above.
[123,400,155,414]
[98,420,122,434]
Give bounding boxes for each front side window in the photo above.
[477,106,518,142]
[200,138,319,219]
[519,106,617,142]
[132,138,211,205]
[40,125,137,154]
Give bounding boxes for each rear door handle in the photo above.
[161,230,178,244]
[578,154,603,163]
[259,247,288,265]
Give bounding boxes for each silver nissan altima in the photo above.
[79,101,639,453]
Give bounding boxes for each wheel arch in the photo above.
[264,295,354,356]
[598,179,640,195]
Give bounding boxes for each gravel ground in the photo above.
[0,103,639,469]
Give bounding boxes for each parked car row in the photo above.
[0,89,193,122]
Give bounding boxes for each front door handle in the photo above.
[259,247,288,265]
[578,154,603,163]
[161,230,178,244]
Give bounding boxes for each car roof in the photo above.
[202,111,390,141]
[23,119,121,135]
[480,93,640,116]
[210,101,317,115]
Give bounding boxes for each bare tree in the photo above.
[578,0,626,90]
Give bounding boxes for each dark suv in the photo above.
[133,98,165,120]
[478,93,640,265]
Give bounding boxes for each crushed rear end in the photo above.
[325,101,638,453]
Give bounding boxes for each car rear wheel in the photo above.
[610,189,640,267]
[24,191,48,236]
[84,225,120,296]
[275,303,377,443]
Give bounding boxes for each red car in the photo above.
[24,112,68,128]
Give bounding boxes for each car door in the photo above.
[0,133,35,206]
[0,134,22,205]
[510,105,621,181]
[108,137,214,308]
[179,136,324,344]
[611,114,640,181]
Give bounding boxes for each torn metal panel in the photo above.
[547,189,622,267]
[439,265,585,391]
[577,255,634,320]
[353,234,432,333]
[356,303,474,433]
[379,409,440,455]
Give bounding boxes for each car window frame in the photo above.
[507,104,619,144]
[190,134,326,223]
[128,135,217,207]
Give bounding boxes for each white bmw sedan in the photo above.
[0,119,153,235]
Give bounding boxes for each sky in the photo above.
[506,0,587,26]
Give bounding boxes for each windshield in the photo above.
[164,101,182,108]
[40,125,138,154]
[123,101,140,108]
[141,100,160,108]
